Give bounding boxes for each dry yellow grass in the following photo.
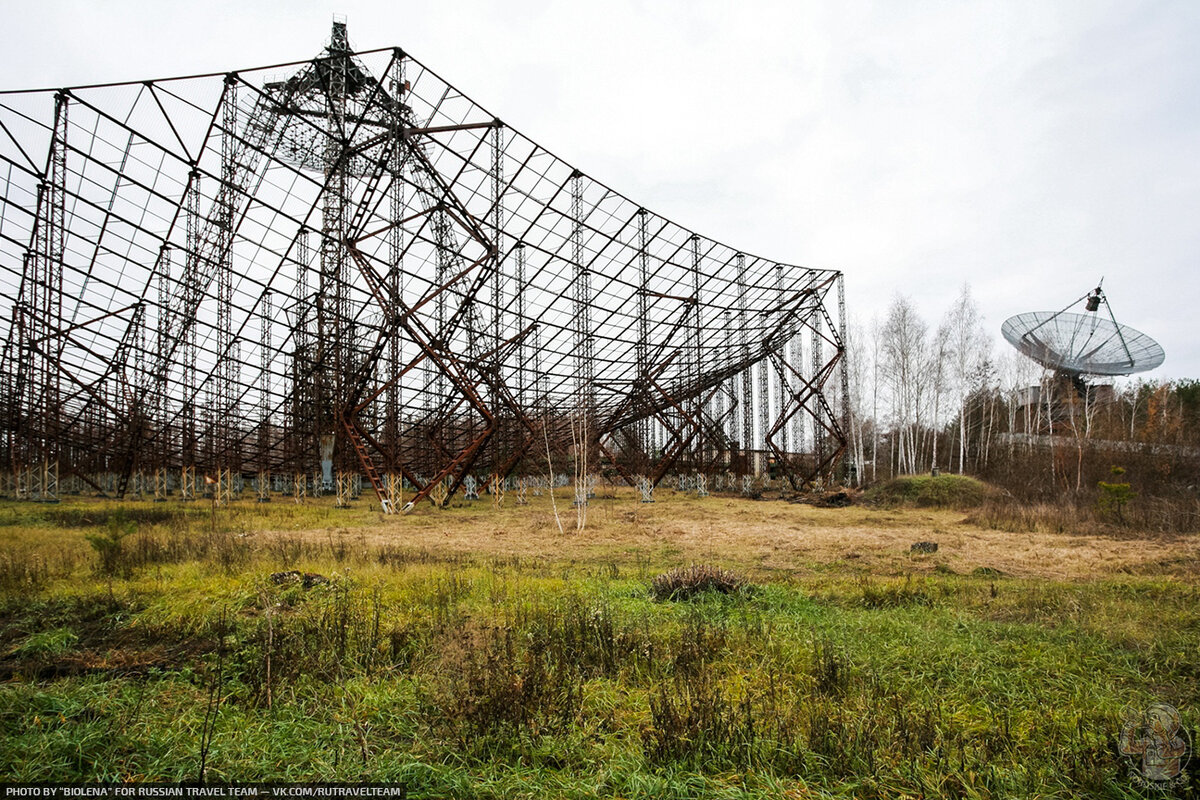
[252,487,1200,582]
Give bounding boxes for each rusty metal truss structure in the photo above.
[0,22,848,510]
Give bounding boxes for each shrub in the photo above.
[651,565,747,601]
[84,512,136,578]
[1097,466,1135,523]
[422,619,583,744]
[865,474,991,509]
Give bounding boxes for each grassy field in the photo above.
[0,483,1197,798]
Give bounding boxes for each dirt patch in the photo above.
[0,646,177,681]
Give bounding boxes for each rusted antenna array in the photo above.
[0,22,848,508]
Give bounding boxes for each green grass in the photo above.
[9,626,78,659]
[0,496,1195,797]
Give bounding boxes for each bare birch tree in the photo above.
[844,316,871,485]
[941,284,987,473]
[881,295,929,475]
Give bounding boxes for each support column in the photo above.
[180,171,200,500]
[811,309,825,477]
[838,274,851,482]
[571,171,592,512]
[26,91,69,502]
[690,234,703,471]
[317,20,350,492]
[756,356,770,479]
[154,246,173,501]
[774,264,790,459]
[292,228,312,492]
[722,308,736,470]
[385,77,405,474]
[213,75,240,504]
[636,208,650,466]
[258,289,272,502]
[736,254,753,474]
[791,331,805,458]
[490,120,506,479]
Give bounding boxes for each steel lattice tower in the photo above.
[0,21,849,508]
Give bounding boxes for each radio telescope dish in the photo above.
[1001,283,1164,377]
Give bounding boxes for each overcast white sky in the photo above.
[5,0,1198,380]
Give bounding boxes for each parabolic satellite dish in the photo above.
[1001,284,1164,377]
